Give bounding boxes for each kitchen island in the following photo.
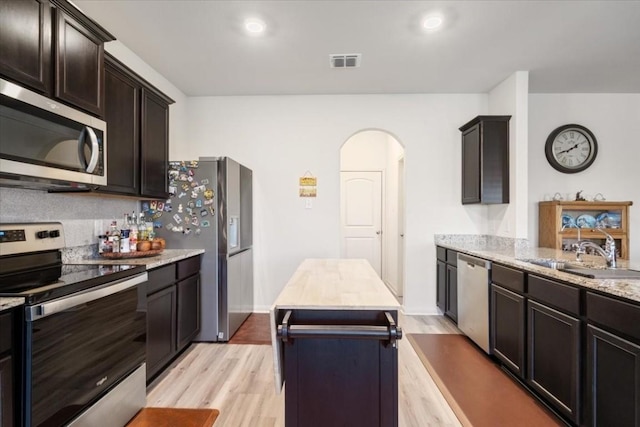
[270,258,401,427]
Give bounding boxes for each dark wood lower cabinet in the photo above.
[490,284,525,377]
[177,274,201,351]
[586,325,640,427]
[146,256,201,382]
[436,260,446,311]
[435,247,457,323]
[0,311,14,427]
[0,355,13,427]
[147,285,177,381]
[445,265,458,322]
[527,300,580,424]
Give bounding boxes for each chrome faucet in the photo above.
[576,229,617,268]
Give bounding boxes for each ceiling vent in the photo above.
[329,54,361,68]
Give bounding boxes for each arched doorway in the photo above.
[340,129,405,298]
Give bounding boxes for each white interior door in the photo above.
[340,171,383,276]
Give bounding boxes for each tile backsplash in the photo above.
[0,187,138,248]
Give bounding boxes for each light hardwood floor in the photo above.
[146,314,462,427]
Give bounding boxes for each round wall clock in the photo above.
[545,124,598,173]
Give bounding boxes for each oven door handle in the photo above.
[26,272,148,321]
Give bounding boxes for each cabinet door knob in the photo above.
[376,230,381,235]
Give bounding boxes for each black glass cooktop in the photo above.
[0,263,146,304]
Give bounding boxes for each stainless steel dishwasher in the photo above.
[457,253,492,354]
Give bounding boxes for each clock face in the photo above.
[545,124,598,173]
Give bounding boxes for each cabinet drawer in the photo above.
[436,246,446,262]
[147,264,176,295]
[0,312,11,354]
[177,255,201,280]
[587,292,640,342]
[446,249,458,267]
[492,264,525,293]
[528,275,580,316]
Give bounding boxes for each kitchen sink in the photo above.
[519,258,568,269]
[518,258,640,279]
[559,267,640,280]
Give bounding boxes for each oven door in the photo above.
[24,273,147,427]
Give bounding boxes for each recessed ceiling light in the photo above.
[422,15,443,31]
[244,18,266,35]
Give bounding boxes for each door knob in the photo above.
[376,230,382,235]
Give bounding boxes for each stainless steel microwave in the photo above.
[0,78,107,189]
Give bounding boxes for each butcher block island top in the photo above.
[270,258,400,310]
[270,258,401,394]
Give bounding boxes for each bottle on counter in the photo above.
[146,222,154,241]
[129,211,138,252]
[109,221,121,253]
[138,213,147,241]
[120,213,131,253]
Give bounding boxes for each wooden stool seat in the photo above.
[126,408,219,427]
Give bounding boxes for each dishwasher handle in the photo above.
[458,253,492,269]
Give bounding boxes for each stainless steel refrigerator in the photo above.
[143,157,253,341]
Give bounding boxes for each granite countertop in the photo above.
[435,238,640,303]
[1,297,25,312]
[70,249,205,270]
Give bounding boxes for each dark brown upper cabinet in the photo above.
[0,0,52,94]
[459,115,511,204]
[102,53,173,199]
[103,56,141,195]
[140,88,171,199]
[0,0,113,117]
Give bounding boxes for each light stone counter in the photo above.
[435,236,640,303]
[271,258,400,311]
[270,258,400,392]
[70,249,205,270]
[1,297,24,312]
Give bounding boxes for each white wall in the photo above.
[340,131,390,170]
[488,71,529,238]
[186,94,488,313]
[528,94,640,262]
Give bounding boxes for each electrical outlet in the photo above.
[305,199,313,209]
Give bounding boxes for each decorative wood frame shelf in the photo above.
[538,201,632,259]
